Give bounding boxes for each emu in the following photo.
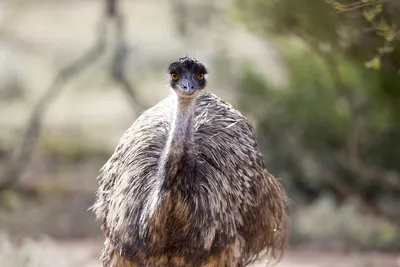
[92,56,287,267]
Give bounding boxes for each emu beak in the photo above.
[178,77,197,95]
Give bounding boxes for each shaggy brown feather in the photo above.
[92,57,287,267]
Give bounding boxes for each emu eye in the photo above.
[171,73,179,81]
[197,73,204,80]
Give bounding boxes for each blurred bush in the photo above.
[231,0,400,249]
[294,196,399,251]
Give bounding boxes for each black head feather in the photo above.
[168,56,208,93]
[168,56,208,75]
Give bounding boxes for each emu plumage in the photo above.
[92,57,286,267]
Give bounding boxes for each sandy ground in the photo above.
[59,239,400,267]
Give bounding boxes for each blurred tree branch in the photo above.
[0,0,147,192]
[326,0,383,12]
[107,0,147,111]
[0,23,106,192]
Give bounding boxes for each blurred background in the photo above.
[0,0,399,266]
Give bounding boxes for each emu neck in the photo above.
[161,94,196,183]
[170,96,195,145]
[167,95,196,156]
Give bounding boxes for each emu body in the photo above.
[92,57,286,267]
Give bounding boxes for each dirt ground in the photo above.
[59,239,400,267]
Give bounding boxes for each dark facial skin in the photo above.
[168,56,208,95]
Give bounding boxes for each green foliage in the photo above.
[326,0,398,70]
[234,34,400,233]
[233,0,400,214]
[234,0,400,97]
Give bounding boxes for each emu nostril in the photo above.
[183,85,187,89]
